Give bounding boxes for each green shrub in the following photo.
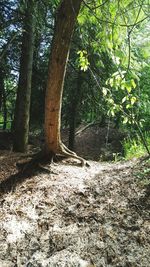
[123,133,150,159]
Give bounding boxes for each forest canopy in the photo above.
[0,0,150,160]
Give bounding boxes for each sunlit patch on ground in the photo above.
[0,155,150,266]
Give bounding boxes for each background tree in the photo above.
[13,0,36,152]
[0,0,19,129]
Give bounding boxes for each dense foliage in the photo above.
[0,0,149,156]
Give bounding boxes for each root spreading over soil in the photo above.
[0,151,150,267]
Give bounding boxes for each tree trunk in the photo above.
[2,88,7,130]
[13,0,35,152]
[44,0,83,163]
[0,67,4,112]
[68,70,83,151]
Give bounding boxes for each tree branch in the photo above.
[83,0,109,10]
[82,0,149,28]
[0,32,18,62]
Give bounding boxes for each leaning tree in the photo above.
[44,0,85,165]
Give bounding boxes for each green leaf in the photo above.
[131,96,137,105]
[109,78,114,87]
[123,117,128,124]
[115,50,125,59]
[131,79,136,88]
[111,110,115,116]
[108,98,114,104]
[102,87,108,96]
[122,96,127,103]
[77,50,90,71]
[125,81,132,93]
[77,14,86,25]
[126,104,131,109]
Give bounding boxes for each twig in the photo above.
[82,0,148,28]
[83,0,109,10]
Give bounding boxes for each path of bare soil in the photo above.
[0,150,150,267]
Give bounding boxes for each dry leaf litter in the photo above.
[0,151,150,267]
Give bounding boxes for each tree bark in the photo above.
[2,88,7,130]
[0,67,4,112]
[44,0,83,163]
[13,0,35,152]
[68,70,83,151]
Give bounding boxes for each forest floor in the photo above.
[0,149,150,267]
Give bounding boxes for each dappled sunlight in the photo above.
[3,215,33,243]
[0,158,149,266]
[0,0,150,265]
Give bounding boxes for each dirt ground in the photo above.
[0,149,150,267]
[62,124,125,161]
[0,124,125,161]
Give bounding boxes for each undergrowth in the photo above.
[123,132,150,159]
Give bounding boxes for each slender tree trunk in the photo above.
[0,66,5,112]
[44,0,82,160]
[13,0,35,152]
[68,70,83,151]
[0,65,6,129]
[2,88,7,130]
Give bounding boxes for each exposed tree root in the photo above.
[58,142,89,167]
[61,143,76,155]
[16,142,89,175]
[0,144,88,193]
[16,149,54,174]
